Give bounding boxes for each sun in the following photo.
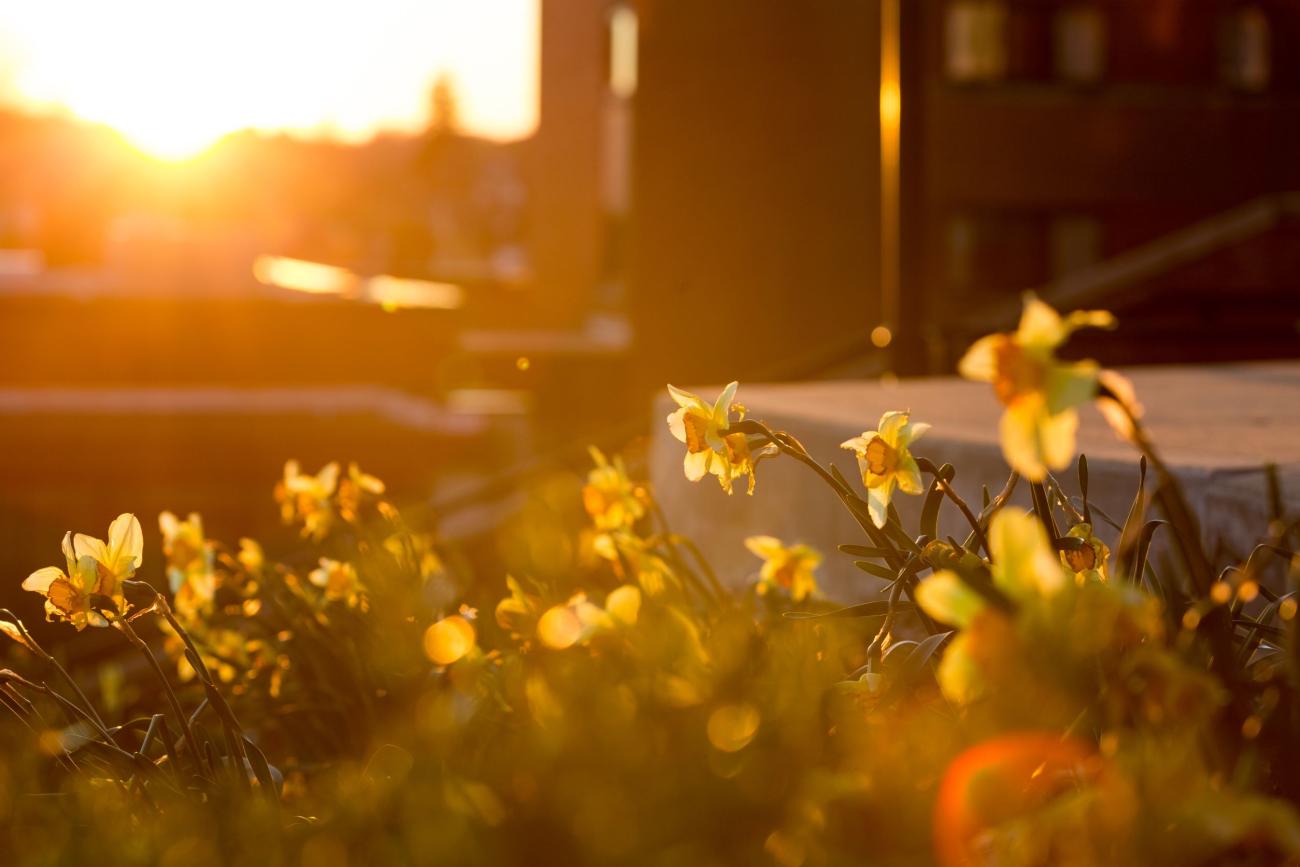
[0,0,539,160]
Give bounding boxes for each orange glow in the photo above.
[253,256,358,297]
[0,0,539,160]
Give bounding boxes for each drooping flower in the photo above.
[840,410,930,528]
[744,536,822,602]
[309,558,365,608]
[666,382,773,495]
[159,511,216,620]
[22,514,142,630]
[275,460,340,539]
[1061,522,1110,584]
[582,446,646,531]
[958,295,1115,481]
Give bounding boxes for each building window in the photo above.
[1220,6,1270,92]
[1049,215,1101,278]
[1053,4,1106,84]
[608,4,638,99]
[945,0,1008,83]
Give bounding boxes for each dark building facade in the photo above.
[626,0,1300,383]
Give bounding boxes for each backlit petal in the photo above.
[957,335,1001,383]
[998,401,1049,481]
[916,570,988,628]
[683,449,710,482]
[22,566,65,594]
[107,513,143,575]
[1044,360,1099,415]
[877,411,909,446]
[867,484,891,528]
[989,508,1065,600]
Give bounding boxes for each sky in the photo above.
[0,0,538,159]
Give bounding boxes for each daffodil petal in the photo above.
[683,449,710,482]
[908,421,932,443]
[1016,294,1067,350]
[999,401,1049,481]
[745,535,784,559]
[71,534,109,567]
[896,456,924,495]
[957,334,1001,382]
[877,411,909,446]
[916,571,988,628]
[22,566,65,593]
[840,433,875,455]
[867,484,891,528]
[989,508,1066,600]
[107,513,143,574]
[712,381,739,419]
[667,383,707,411]
[1045,360,1099,415]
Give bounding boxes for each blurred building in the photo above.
[626,0,1300,383]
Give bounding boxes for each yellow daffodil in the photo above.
[744,536,822,602]
[958,295,1115,481]
[582,446,646,531]
[22,514,142,630]
[276,460,339,539]
[337,461,386,523]
[159,511,216,620]
[916,508,1068,703]
[840,410,929,528]
[309,558,365,608]
[666,382,773,495]
[237,537,265,575]
[1061,522,1110,584]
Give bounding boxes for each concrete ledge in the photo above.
[650,362,1300,598]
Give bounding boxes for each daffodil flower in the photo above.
[744,536,822,602]
[22,514,142,630]
[582,446,646,531]
[666,382,772,495]
[337,462,386,523]
[159,511,216,620]
[840,410,930,528]
[916,508,1068,703]
[276,460,339,539]
[958,295,1115,481]
[309,558,365,608]
[1061,522,1110,584]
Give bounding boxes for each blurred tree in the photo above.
[428,72,462,138]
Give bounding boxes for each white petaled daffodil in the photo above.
[22,514,143,630]
[958,294,1115,481]
[840,410,929,528]
[666,382,772,495]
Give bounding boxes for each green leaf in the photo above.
[783,600,915,620]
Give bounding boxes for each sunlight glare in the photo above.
[0,0,538,160]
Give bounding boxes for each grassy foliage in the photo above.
[3,298,1300,866]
